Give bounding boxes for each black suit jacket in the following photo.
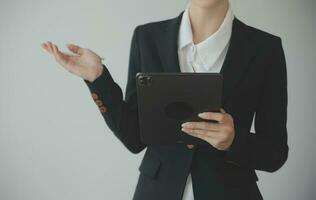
[84,11,288,200]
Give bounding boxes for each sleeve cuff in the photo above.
[83,64,115,92]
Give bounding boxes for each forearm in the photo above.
[224,126,288,172]
[84,64,146,153]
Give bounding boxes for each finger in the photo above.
[66,43,84,55]
[47,41,55,54]
[41,43,49,52]
[182,129,219,146]
[42,42,52,54]
[51,44,62,61]
[198,112,225,123]
[220,108,226,113]
[52,44,68,66]
[182,121,220,131]
[181,127,217,139]
[182,127,207,140]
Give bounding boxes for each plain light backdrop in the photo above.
[0,0,315,199]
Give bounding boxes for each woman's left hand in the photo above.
[181,108,235,151]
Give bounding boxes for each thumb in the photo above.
[66,43,84,55]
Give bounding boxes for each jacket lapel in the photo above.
[219,18,256,105]
[157,11,183,74]
[156,11,256,106]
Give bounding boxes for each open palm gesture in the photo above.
[41,41,104,82]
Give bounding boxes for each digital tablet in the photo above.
[136,72,223,145]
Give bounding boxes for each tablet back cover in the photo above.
[136,72,222,145]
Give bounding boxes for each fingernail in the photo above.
[198,113,206,117]
[181,123,189,127]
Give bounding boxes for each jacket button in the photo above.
[99,106,107,113]
[91,92,99,100]
[95,99,103,106]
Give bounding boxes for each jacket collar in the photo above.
[157,11,256,106]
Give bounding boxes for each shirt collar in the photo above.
[178,4,234,51]
[178,4,193,50]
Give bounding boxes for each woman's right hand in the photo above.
[41,41,104,82]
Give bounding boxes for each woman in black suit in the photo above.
[41,0,288,199]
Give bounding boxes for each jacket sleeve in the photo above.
[83,26,146,154]
[224,38,289,172]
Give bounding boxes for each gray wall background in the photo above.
[0,0,315,199]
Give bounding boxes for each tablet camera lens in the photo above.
[139,76,151,86]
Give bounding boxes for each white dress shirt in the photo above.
[177,4,234,200]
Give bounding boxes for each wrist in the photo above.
[89,64,104,82]
[95,64,104,78]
